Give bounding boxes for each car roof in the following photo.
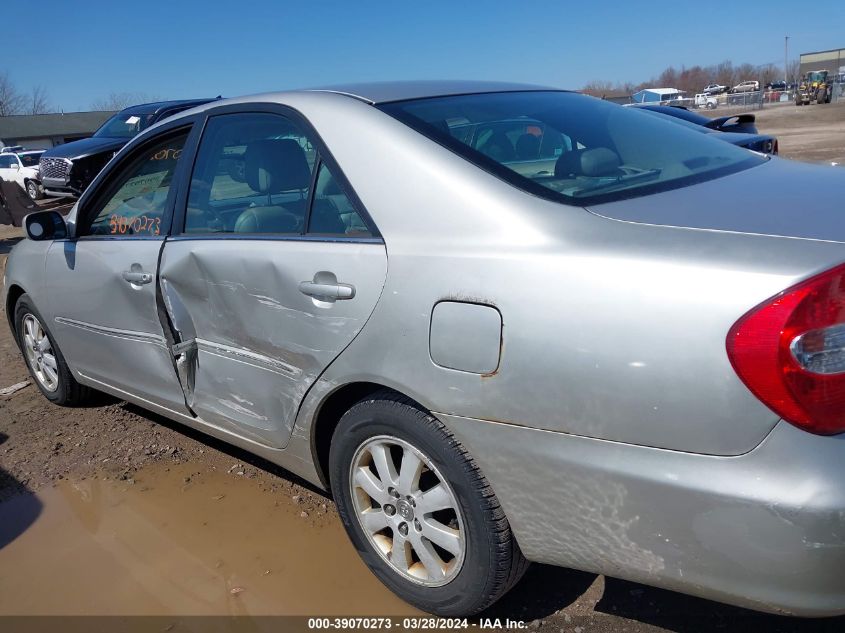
[119,98,219,116]
[305,80,561,104]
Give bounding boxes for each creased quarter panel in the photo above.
[440,413,845,616]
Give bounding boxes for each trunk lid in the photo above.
[587,158,845,243]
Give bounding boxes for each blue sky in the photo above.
[4,0,844,112]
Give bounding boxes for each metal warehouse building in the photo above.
[799,47,845,77]
[0,110,115,150]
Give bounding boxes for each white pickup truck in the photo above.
[694,93,718,109]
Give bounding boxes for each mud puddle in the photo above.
[0,462,419,616]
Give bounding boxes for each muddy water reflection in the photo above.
[0,463,419,615]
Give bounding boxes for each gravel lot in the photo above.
[712,99,845,164]
[2,100,845,630]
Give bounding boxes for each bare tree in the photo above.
[658,66,679,88]
[90,91,160,111]
[581,80,616,97]
[787,59,801,84]
[0,71,26,116]
[758,64,779,88]
[27,85,50,114]
[735,63,756,82]
[714,60,736,88]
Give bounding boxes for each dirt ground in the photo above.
[713,99,845,164]
[2,100,845,630]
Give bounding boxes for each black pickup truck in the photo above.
[39,98,217,198]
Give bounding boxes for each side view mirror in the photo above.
[25,210,67,241]
[11,163,20,170]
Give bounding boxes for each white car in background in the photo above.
[0,149,45,200]
[702,83,728,95]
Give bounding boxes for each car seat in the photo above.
[234,138,311,233]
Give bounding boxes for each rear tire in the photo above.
[14,294,91,405]
[329,390,528,616]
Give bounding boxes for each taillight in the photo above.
[727,263,845,435]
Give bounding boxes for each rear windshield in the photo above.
[379,91,765,205]
[94,112,156,139]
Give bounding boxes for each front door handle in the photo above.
[122,270,153,285]
[299,280,355,300]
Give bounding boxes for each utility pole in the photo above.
[785,35,790,84]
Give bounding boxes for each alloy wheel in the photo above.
[22,314,59,392]
[349,435,465,587]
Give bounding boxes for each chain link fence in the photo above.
[658,82,845,113]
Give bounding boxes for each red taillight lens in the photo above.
[727,263,845,435]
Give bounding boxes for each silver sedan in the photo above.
[4,81,845,617]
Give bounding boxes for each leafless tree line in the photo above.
[1,72,161,116]
[90,91,161,112]
[583,59,802,97]
[0,72,51,116]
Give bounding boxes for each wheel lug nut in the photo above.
[414,519,422,532]
[384,504,396,516]
[398,522,408,536]
[388,487,399,498]
[407,496,415,507]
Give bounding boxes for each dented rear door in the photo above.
[158,237,387,448]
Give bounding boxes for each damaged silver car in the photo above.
[5,82,845,617]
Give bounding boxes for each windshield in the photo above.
[379,91,765,204]
[19,152,43,167]
[93,112,156,139]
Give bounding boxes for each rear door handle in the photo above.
[122,270,153,285]
[298,281,355,300]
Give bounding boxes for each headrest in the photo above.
[515,134,541,160]
[554,149,582,178]
[554,147,621,178]
[244,138,311,195]
[478,132,515,162]
[581,148,621,177]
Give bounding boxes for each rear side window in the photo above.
[379,91,765,205]
[83,131,188,237]
[184,111,373,238]
[185,113,315,234]
[309,162,372,237]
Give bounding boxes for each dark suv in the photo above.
[39,98,217,197]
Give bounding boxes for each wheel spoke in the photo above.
[417,483,454,514]
[409,532,446,581]
[390,535,412,572]
[368,443,398,488]
[41,353,57,371]
[354,466,389,505]
[360,509,389,534]
[397,449,423,495]
[421,518,462,557]
[25,317,36,342]
[42,364,58,386]
[23,333,36,352]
